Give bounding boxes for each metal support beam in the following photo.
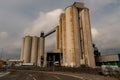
[44,28,56,37]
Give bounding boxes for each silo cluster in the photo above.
[20,2,95,68]
[20,35,44,66]
[56,2,95,67]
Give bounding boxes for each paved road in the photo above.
[0,72,10,77]
[0,70,83,80]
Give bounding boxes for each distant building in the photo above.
[96,53,120,67]
[7,59,23,67]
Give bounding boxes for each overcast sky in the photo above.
[0,0,120,60]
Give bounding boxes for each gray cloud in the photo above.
[0,32,8,39]
[23,9,63,53]
[91,5,120,54]
[24,9,63,36]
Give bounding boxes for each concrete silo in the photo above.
[20,37,25,61]
[60,13,67,66]
[37,38,41,66]
[23,36,32,63]
[79,8,95,67]
[37,32,45,67]
[59,18,62,51]
[30,36,38,65]
[72,6,81,67]
[55,26,59,50]
[65,6,81,67]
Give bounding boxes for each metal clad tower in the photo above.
[30,36,38,65]
[23,36,32,63]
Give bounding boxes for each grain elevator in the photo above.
[20,2,95,68]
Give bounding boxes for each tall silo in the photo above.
[65,6,76,67]
[59,17,62,51]
[20,37,25,61]
[79,8,95,67]
[37,32,45,67]
[30,36,38,65]
[72,5,82,67]
[23,36,32,63]
[55,26,59,50]
[60,13,67,66]
[37,38,41,66]
[79,12,85,65]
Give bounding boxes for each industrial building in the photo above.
[56,2,95,67]
[96,53,120,67]
[20,35,44,67]
[20,2,95,67]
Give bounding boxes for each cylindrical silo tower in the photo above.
[23,36,32,63]
[20,37,25,61]
[55,26,59,50]
[59,18,62,51]
[65,6,76,67]
[72,6,82,67]
[37,38,41,66]
[60,13,67,66]
[37,32,45,67]
[30,36,38,65]
[79,8,95,67]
